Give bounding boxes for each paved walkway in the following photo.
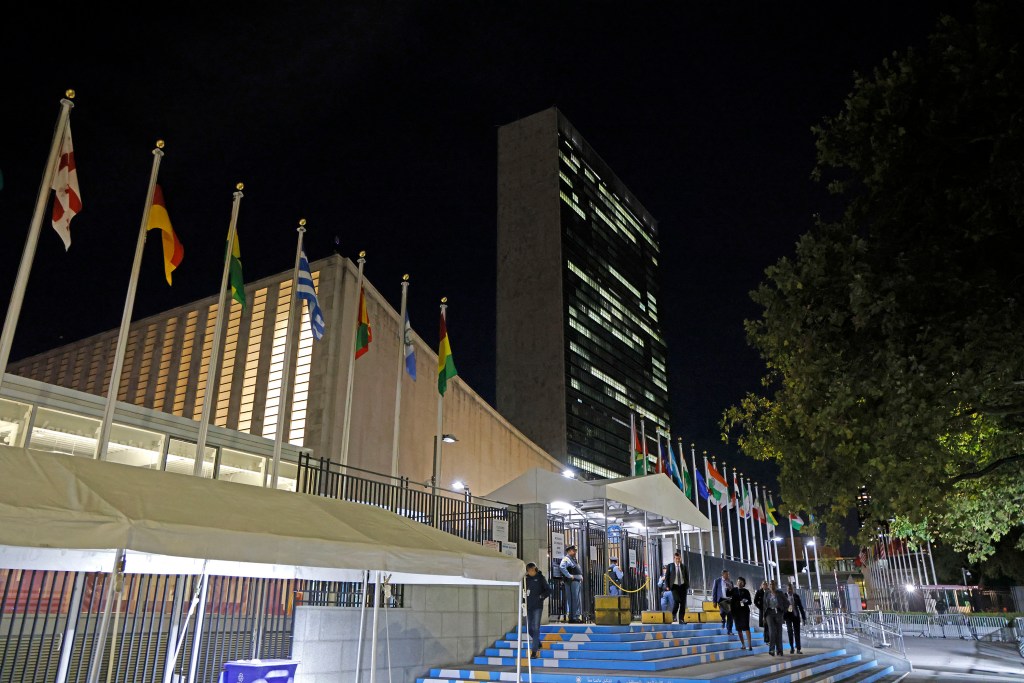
[903,636,1024,681]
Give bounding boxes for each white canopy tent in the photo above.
[0,445,524,584]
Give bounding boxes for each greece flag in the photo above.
[297,250,325,340]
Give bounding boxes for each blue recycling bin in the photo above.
[220,659,299,683]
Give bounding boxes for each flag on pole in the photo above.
[742,483,753,517]
[403,310,416,379]
[707,461,729,506]
[677,445,694,499]
[765,494,779,528]
[297,249,325,340]
[753,497,766,524]
[50,123,81,250]
[729,488,737,511]
[790,513,805,531]
[437,305,457,395]
[695,469,710,500]
[665,439,684,491]
[657,433,669,476]
[228,231,246,309]
[632,423,646,476]
[146,185,184,285]
[355,287,372,357]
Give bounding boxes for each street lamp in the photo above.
[431,434,458,526]
[452,479,471,502]
[961,567,972,586]
[807,539,823,606]
[562,468,575,479]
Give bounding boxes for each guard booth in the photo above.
[485,469,711,622]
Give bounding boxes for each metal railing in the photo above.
[805,610,908,658]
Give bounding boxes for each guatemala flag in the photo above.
[297,249,325,340]
[403,310,417,380]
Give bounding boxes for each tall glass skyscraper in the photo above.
[496,107,670,477]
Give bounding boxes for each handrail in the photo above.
[805,611,908,659]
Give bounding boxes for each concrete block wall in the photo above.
[292,584,520,683]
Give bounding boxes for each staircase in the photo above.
[417,622,906,683]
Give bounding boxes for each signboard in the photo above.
[502,541,518,558]
[607,524,622,544]
[589,545,598,560]
[628,548,638,569]
[492,519,509,543]
[551,532,565,560]
[482,540,500,553]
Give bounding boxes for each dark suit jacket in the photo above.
[664,561,689,588]
[784,592,807,622]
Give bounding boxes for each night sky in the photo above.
[0,2,975,486]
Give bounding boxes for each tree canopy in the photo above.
[721,0,1024,561]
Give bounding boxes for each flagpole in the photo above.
[0,91,75,391]
[431,297,448,527]
[95,141,165,460]
[390,274,411,478]
[754,483,765,568]
[269,220,306,488]
[707,454,724,559]
[629,410,637,476]
[194,184,245,476]
[687,440,707,593]
[733,469,744,563]
[640,417,648,475]
[697,447,714,557]
[789,511,800,589]
[339,251,367,467]
[720,461,734,560]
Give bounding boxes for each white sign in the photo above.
[482,540,500,553]
[502,541,518,557]
[628,548,638,569]
[551,532,565,560]
[492,519,509,543]
[589,545,598,560]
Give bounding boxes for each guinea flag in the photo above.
[437,304,457,395]
[355,287,372,358]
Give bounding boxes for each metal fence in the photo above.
[0,569,296,683]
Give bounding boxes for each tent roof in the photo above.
[0,446,523,585]
[484,468,711,532]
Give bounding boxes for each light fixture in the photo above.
[773,536,784,543]
[451,480,466,491]
[806,539,816,547]
[562,468,575,478]
[905,584,916,592]
[441,434,458,443]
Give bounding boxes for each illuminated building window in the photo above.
[238,288,267,433]
[559,170,573,188]
[134,323,157,404]
[289,272,318,445]
[173,311,198,417]
[215,300,243,427]
[559,190,586,220]
[193,304,218,420]
[117,331,139,402]
[153,318,177,412]
[263,280,293,440]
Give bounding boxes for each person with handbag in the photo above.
[711,569,734,634]
[729,576,754,650]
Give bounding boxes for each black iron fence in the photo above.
[296,454,523,552]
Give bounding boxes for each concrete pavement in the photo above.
[902,635,1024,681]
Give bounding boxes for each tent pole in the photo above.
[86,549,124,683]
[516,579,524,682]
[354,570,369,683]
[369,571,382,683]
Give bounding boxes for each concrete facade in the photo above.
[291,585,520,683]
[8,254,564,494]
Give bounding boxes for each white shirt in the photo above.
[673,562,684,585]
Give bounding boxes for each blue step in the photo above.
[485,640,747,660]
[421,652,860,683]
[494,633,738,649]
[473,642,768,670]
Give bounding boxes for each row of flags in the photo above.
[626,414,807,532]
[39,117,460,396]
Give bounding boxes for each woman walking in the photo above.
[730,577,754,650]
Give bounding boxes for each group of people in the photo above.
[711,569,807,655]
[523,549,809,661]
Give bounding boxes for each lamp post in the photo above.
[807,539,823,608]
[770,535,784,585]
[430,433,457,526]
[961,567,972,586]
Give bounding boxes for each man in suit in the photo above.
[784,582,808,653]
[711,569,735,634]
[664,550,689,623]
